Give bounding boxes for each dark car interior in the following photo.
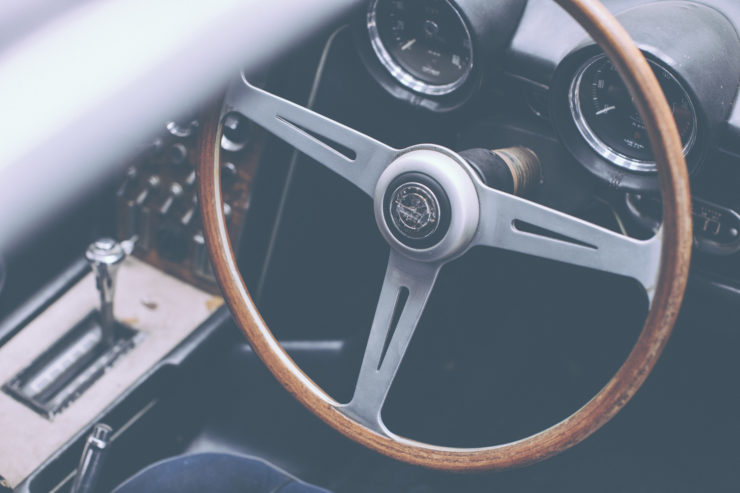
[1,0,739,491]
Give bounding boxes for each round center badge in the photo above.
[389,182,441,240]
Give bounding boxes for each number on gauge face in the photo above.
[367,0,474,96]
[569,54,697,173]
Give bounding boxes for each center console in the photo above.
[0,102,265,492]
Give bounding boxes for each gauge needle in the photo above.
[401,38,416,51]
[596,105,616,116]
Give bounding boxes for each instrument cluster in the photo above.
[367,0,474,96]
[568,54,698,174]
[549,45,710,191]
[356,0,526,112]
[355,0,740,275]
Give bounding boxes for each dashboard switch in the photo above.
[159,182,184,215]
[192,233,215,282]
[222,162,238,186]
[181,195,198,227]
[166,119,199,138]
[691,201,740,255]
[168,143,188,166]
[116,167,137,198]
[221,112,250,152]
[626,194,740,255]
[185,169,197,187]
[135,175,161,206]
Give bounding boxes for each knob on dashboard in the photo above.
[135,175,161,206]
[116,167,138,198]
[159,182,184,215]
[221,112,250,152]
[168,143,188,166]
[184,170,197,188]
[221,162,238,186]
[148,137,164,157]
[181,195,198,227]
[166,119,199,138]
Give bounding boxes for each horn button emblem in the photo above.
[383,172,451,249]
[390,183,439,239]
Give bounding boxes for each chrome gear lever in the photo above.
[85,237,135,346]
[3,238,139,418]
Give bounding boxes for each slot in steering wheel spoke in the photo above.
[473,184,662,300]
[342,250,441,433]
[223,77,398,197]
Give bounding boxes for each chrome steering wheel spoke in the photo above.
[473,183,663,301]
[341,250,442,434]
[223,76,398,197]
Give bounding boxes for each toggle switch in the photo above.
[116,167,138,198]
[221,112,250,152]
[180,195,198,227]
[135,175,161,206]
[166,118,199,138]
[159,182,184,215]
[222,162,238,185]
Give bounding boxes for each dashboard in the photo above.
[359,0,739,174]
[105,0,740,301]
[2,1,740,490]
[77,0,740,313]
[344,0,740,288]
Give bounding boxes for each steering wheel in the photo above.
[197,0,692,471]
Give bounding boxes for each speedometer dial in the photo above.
[367,0,474,96]
[569,54,697,173]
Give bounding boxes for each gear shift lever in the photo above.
[3,237,138,418]
[85,238,135,346]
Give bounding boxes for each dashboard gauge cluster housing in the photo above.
[551,46,706,191]
[569,54,698,174]
[367,0,474,97]
[549,1,740,192]
[354,0,527,112]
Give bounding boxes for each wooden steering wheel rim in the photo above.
[198,0,692,471]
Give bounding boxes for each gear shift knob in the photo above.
[85,238,133,346]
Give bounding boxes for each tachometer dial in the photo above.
[569,54,697,173]
[367,0,474,96]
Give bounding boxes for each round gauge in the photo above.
[569,54,698,173]
[367,0,474,96]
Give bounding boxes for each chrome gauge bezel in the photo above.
[366,0,474,97]
[568,54,698,173]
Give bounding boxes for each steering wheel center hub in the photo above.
[384,173,450,248]
[374,146,480,262]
